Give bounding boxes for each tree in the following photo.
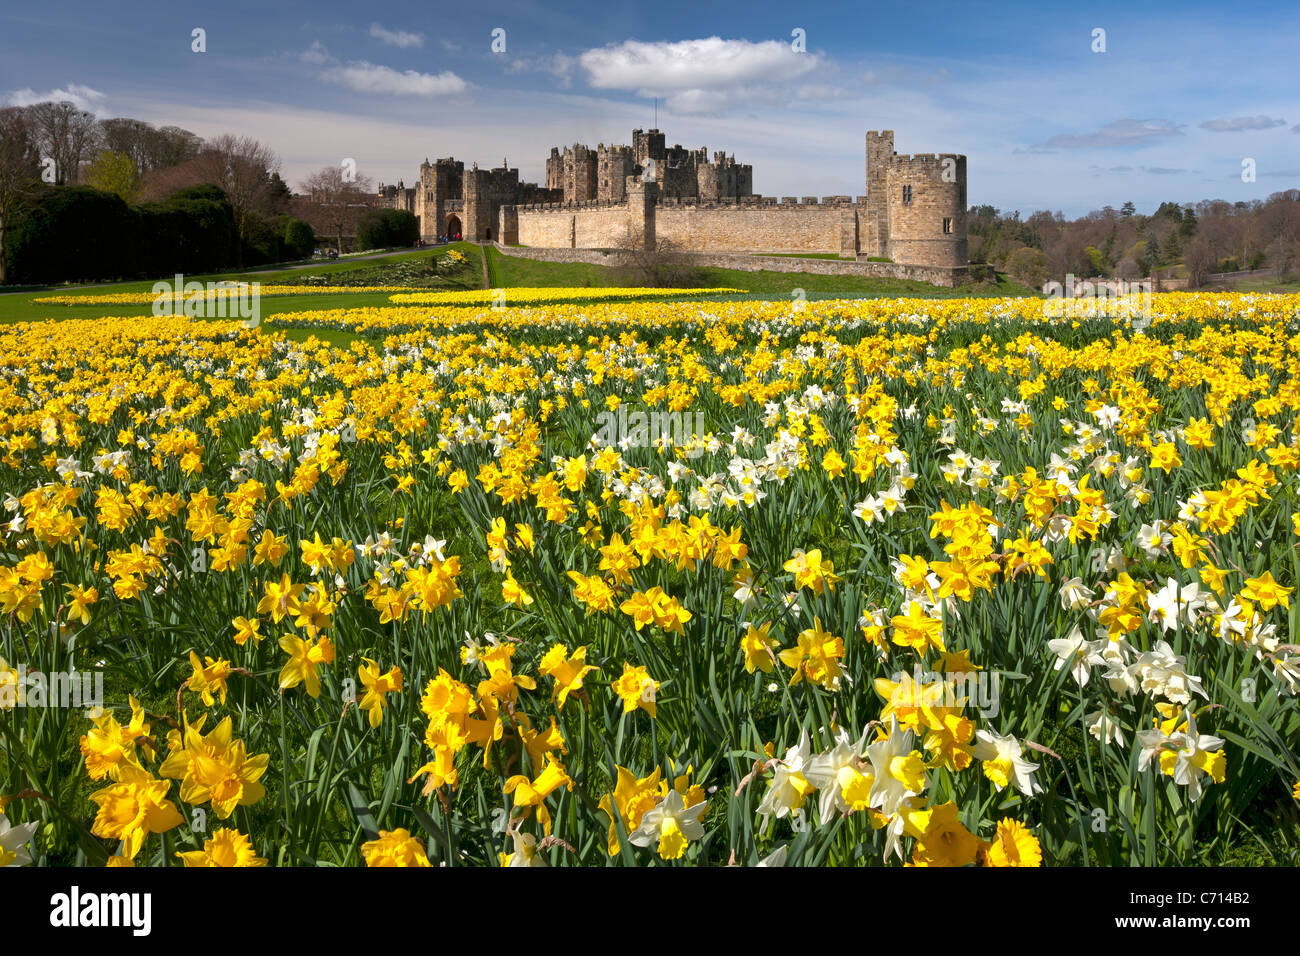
[100,118,201,176]
[283,218,315,259]
[298,165,373,254]
[1083,244,1106,276]
[0,107,42,283]
[1120,201,1136,219]
[25,100,100,185]
[356,209,418,250]
[1004,246,1049,289]
[1162,228,1182,264]
[5,186,139,284]
[610,231,705,288]
[188,135,281,261]
[1184,237,1215,288]
[86,150,142,203]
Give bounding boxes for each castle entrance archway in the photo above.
[446,215,462,240]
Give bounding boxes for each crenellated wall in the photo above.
[408,129,967,268]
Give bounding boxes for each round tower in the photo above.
[884,153,967,268]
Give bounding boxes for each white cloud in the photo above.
[300,41,334,65]
[321,62,466,96]
[1032,118,1184,151]
[579,37,819,95]
[506,53,577,88]
[1198,114,1286,132]
[370,23,424,49]
[3,83,107,115]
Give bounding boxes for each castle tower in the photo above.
[884,151,966,268]
[864,131,894,258]
[597,144,635,202]
[416,157,465,241]
[625,175,657,250]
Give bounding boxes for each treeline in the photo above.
[0,102,316,284]
[971,191,1300,288]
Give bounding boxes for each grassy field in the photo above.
[3,244,1042,324]
[485,245,1041,299]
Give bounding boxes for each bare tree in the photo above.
[187,134,281,259]
[1183,237,1215,289]
[0,107,42,283]
[609,230,705,287]
[298,165,374,254]
[99,118,154,173]
[25,100,100,185]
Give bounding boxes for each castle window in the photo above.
[943,217,952,234]
[902,185,913,205]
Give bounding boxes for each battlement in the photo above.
[406,126,965,268]
[890,152,966,165]
[515,198,629,212]
[653,195,859,209]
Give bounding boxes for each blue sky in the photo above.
[2,0,1297,216]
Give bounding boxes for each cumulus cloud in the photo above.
[1031,118,1183,150]
[370,23,424,49]
[321,61,466,96]
[1199,114,1286,132]
[579,37,819,95]
[2,83,107,114]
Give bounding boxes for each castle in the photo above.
[376,129,967,269]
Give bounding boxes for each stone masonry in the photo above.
[375,128,966,270]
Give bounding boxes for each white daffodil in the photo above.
[865,718,926,817]
[504,830,548,867]
[1147,578,1206,633]
[758,730,817,821]
[1272,655,1299,695]
[629,789,706,856]
[0,811,38,867]
[972,730,1042,796]
[755,844,788,867]
[1136,521,1171,558]
[1086,709,1125,746]
[1059,576,1095,612]
[1134,641,1208,706]
[1048,626,1098,687]
[804,726,872,824]
[1166,714,1226,803]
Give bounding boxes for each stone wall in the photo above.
[491,242,969,287]
[513,201,630,248]
[654,199,852,254]
[885,154,967,268]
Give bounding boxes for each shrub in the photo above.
[357,209,419,251]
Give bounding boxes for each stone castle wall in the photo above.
[491,242,969,287]
[513,201,630,248]
[391,129,968,271]
[885,153,967,268]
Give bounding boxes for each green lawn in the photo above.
[1,243,1042,325]
[486,246,1040,299]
